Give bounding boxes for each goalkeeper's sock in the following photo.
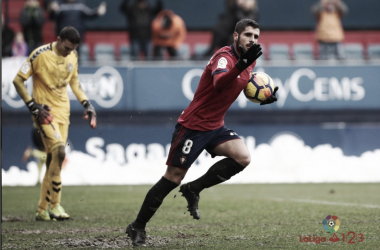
[133,177,178,229]
[37,153,52,213]
[187,158,245,195]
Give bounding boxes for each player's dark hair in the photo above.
[59,26,81,44]
[234,19,260,34]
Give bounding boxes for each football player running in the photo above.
[13,26,96,221]
[126,19,278,246]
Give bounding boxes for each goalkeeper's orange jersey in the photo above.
[16,42,87,124]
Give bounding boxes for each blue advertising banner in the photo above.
[130,64,380,110]
[1,57,130,111]
[2,58,380,111]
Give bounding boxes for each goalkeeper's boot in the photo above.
[179,183,200,220]
[35,209,51,221]
[49,204,70,220]
[126,222,146,246]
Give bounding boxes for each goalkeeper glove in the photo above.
[235,44,262,71]
[260,86,279,105]
[26,98,53,124]
[82,100,97,129]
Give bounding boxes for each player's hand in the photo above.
[26,98,53,124]
[260,86,279,105]
[235,44,262,71]
[82,100,97,129]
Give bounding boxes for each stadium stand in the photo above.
[119,44,131,61]
[343,43,364,60]
[268,44,290,61]
[94,43,115,62]
[194,43,209,58]
[293,43,315,61]
[79,44,90,62]
[367,44,380,60]
[2,0,380,61]
[177,43,191,60]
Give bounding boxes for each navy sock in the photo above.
[133,177,178,229]
[188,158,245,195]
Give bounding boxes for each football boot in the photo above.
[126,222,146,246]
[35,209,51,221]
[179,183,200,220]
[49,204,70,220]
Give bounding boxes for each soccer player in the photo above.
[126,19,279,246]
[13,26,97,221]
[22,123,48,186]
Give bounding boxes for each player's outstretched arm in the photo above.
[260,86,279,105]
[82,100,97,129]
[235,44,262,71]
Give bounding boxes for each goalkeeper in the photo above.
[13,26,96,221]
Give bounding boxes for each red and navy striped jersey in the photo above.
[178,45,256,131]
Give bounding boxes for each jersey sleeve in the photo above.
[16,55,35,80]
[210,53,235,77]
[13,52,40,103]
[210,53,242,93]
[69,61,88,103]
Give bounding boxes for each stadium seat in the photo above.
[256,44,265,65]
[119,44,131,61]
[94,43,115,62]
[177,43,191,60]
[367,44,380,60]
[269,44,290,60]
[293,43,314,60]
[194,43,209,59]
[343,43,364,60]
[79,43,90,62]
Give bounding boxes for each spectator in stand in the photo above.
[48,0,106,58]
[119,0,163,60]
[151,9,186,60]
[203,0,259,59]
[42,0,53,11]
[203,0,238,58]
[19,0,45,53]
[2,13,15,57]
[12,31,29,57]
[312,0,348,60]
[235,0,259,22]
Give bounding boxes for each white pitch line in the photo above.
[271,198,380,209]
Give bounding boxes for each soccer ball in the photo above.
[329,221,335,227]
[244,72,275,103]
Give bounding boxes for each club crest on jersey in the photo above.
[217,57,227,69]
[67,62,73,72]
[180,156,187,164]
[54,132,60,139]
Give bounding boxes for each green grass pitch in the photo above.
[2,183,380,249]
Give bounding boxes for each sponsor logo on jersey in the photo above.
[217,57,228,69]
[21,62,31,74]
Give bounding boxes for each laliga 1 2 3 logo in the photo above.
[323,215,340,233]
[299,215,364,245]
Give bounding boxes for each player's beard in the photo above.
[236,35,242,54]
